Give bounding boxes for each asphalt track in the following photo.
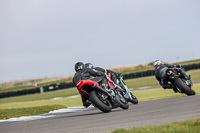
[1,95,200,133]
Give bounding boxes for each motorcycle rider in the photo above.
[153,60,190,92]
[73,62,105,107]
[85,63,121,85]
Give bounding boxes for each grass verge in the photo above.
[0,77,73,93]
[111,118,200,133]
[0,87,78,104]
[0,105,66,120]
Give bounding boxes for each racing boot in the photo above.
[172,84,178,93]
[83,100,91,108]
[162,84,178,93]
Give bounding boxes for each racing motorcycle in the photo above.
[166,67,195,96]
[76,74,129,113]
[117,76,138,104]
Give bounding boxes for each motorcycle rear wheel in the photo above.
[89,91,112,113]
[174,78,195,96]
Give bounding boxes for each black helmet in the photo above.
[85,63,94,69]
[75,62,85,72]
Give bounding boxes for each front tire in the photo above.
[130,92,139,104]
[89,91,112,113]
[119,92,129,109]
[174,78,195,96]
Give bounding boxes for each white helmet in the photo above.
[153,60,163,68]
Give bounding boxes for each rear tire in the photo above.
[89,91,112,113]
[174,78,195,96]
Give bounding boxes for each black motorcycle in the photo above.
[166,67,195,96]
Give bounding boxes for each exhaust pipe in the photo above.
[92,84,112,97]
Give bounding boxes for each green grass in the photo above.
[0,105,66,120]
[0,78,73,93]
[0,85,35,93]
[0,87,78,104]
[111,118,200,133]
[0,69,199,120]
[0,83,199,119]
[0,96,82,119]
[0,94,82,110]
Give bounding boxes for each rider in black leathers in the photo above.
[85,63,121,85]
[73,62,105,107]
[153,60,189,92]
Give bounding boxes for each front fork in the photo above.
[120,82,133,101]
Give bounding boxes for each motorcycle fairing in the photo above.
[76,79,99,96]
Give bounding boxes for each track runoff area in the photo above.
[1,93,200,133]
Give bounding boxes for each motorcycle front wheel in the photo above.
[89,91,112,113]
[118,92,129,109]
[174,78,195,96]
[130,92,138,104]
